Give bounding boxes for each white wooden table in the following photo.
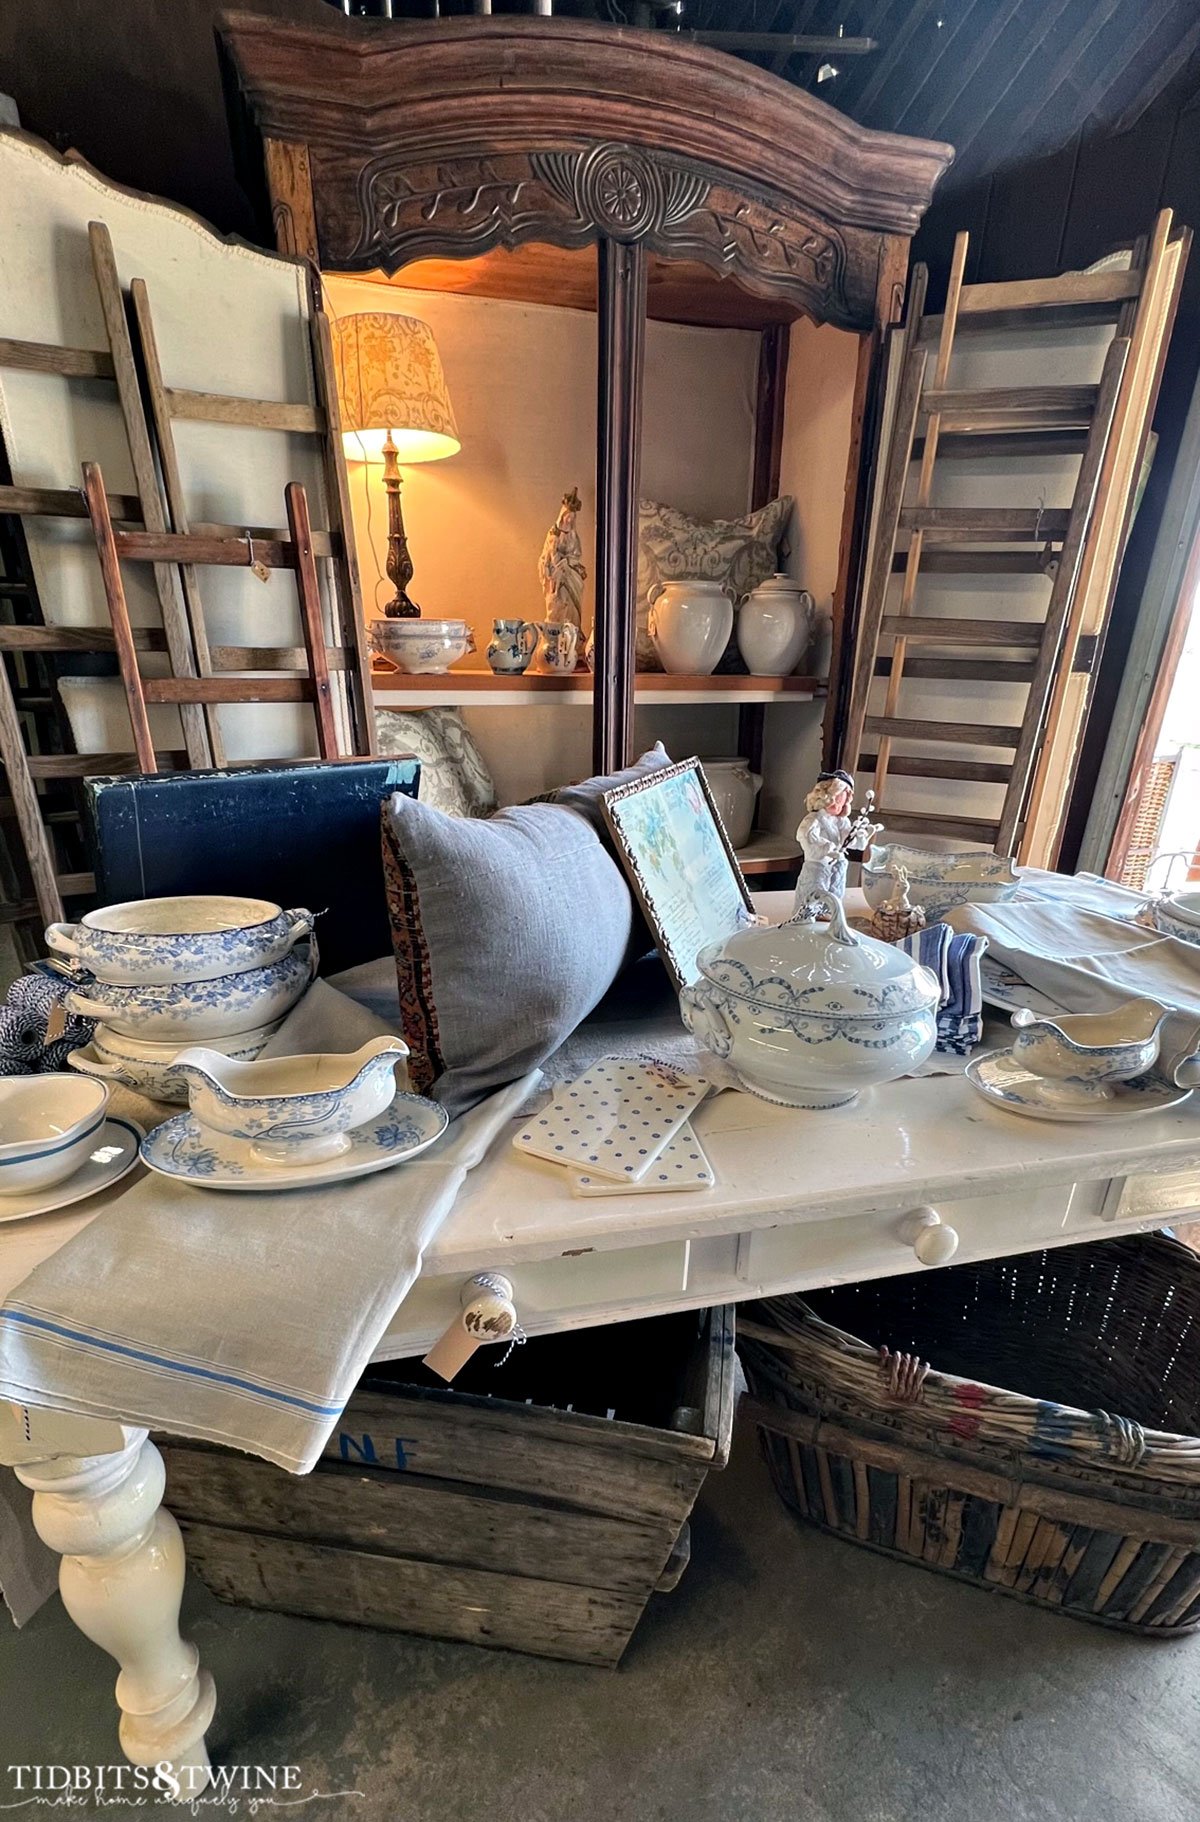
[4,1016,1200,1794]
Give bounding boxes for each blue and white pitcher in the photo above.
[486,618,538,675]
[530,620,579,675]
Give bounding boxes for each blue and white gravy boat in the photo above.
[1009,999,1172,1103]
[168,1036,410,1165]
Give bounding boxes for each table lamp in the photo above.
[331,311,460,618]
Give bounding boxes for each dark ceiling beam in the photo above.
[681,29,875,51]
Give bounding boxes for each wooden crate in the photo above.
[161,1306,735,1666]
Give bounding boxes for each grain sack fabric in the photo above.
[636,496,793,669]
[383,794,635,1116]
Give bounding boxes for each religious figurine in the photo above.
[539,488,587,634]
[792,769,883,921]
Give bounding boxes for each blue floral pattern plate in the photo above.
[965,1048,1192,1123]
[140,1092,449,1191]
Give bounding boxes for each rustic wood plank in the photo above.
[946,268,1141,320]
[88,220,210,767]
[114,530,296,570]
[0,625,167,654]
[181,1523,642,1667]
[842,346,927,770]
[0,483,142,524]
[0,336,116,379]
[859,753,1012,785]
[162,1447,678,1596]
[915,430,1091,461]
[864,715,1022,747]
[26,750,187,779]
[874,656,1038,684]
[898,506,1072,540]
[879,615,1043,646]
[891,550,1054,575]
[141,678,316,705]
[919,387,1098,432]
[0,658,63,926]
[82,462,158,774]
[210,644,349,672]
[165,388,323,435]
[996,335,1130,852]
[326,1391,711,1524]
[875,808,1002,843]
[129,277,226,765]
[285,481,339,760]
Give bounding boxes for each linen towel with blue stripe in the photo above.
[898,922,988,1055]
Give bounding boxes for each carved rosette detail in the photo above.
[340,139,854,324]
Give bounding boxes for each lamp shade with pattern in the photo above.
[332,311,460,465]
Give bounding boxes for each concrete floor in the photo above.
[2,1424,1199,1822]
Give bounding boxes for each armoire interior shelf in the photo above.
[370,668,827,708]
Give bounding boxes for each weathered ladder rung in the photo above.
[874,656,1038,684]
[920,267,1141,334]
[864,715,1022,748]
[914,430,1091,462]
[878,615,1043,647]
[919,386,1098,433]
[874,809,1002,843]
[860,754,1013,785]
[899,506,1072,541]
[890,549,1054,575]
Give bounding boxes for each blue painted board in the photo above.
[86,758,419,977]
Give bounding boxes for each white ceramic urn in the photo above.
[737,574,814,675]
[702,758,763,849]
[647,579,733,675]
[679,896,940,1109]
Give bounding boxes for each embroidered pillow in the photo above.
[382,794,634,1116]
[636,496,793,670]
[375,707,496,818]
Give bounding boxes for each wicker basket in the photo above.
[739,1235,1200,1634]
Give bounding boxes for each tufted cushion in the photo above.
[636,495,793,669]
[382,794,635,1117]
[375,707,496,818]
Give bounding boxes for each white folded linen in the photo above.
[944,899,1200,1082]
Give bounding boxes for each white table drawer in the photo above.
[378,1239,691,1358]
[1102,1167,1200,1226]
[735,1180,1107,1293]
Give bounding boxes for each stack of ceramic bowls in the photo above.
[369,618,474,674]
[1151,889,1200,947]
[56,896,316,1104]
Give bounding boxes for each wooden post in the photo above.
[82,463,158,775]
[593,237,647,776]
[284,483,340,761]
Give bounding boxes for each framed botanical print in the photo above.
[602,757,754,991]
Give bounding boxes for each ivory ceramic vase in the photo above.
[737,574,814,675]
[647,580,733,675]
[701,758,763,849]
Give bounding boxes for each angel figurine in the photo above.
[791,769,883,922]
[538,488,587,634]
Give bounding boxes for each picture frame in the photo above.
[602,757,754,992]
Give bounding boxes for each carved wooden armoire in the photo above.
[219,11,952,812]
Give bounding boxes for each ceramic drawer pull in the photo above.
[423,1273,521,1382]
[899,1206,959,1267]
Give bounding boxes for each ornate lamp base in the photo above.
[381,430,421,619]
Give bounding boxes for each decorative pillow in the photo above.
[549,741,672,832]
[382,794,634,1116]
[636,496,794,670]
[375,707,496,818]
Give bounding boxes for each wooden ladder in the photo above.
[82,464,339,775]
[842,214,1183,854]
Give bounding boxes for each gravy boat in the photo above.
[1009,1000,1171,1103]
[168,1037,410,1164]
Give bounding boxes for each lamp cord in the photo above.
[323,285,393,616]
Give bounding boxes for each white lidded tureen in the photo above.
[679,893,940,1109]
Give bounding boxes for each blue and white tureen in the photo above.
[679,895,940,1109]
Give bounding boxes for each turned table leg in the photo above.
[14,1428,215,1799]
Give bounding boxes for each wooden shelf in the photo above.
[734,831,803,877]
[371,668,826,708]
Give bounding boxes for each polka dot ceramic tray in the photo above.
[570,1119,714,1197]
[513,1055,712,1184]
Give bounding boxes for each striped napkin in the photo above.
[897,921,989,1056]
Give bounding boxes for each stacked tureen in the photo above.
[55,896,316,1104]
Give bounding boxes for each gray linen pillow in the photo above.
[550,741,671,831]
[382,794,635,1116]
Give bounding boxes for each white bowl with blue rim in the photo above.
[65,943,315,1043]
[369,619,474,674]
[45,895,314,986]
[167,1036,411,1164]
[0,1075,110,1195]
[1151,894,1200,945]
[862,842,1021,919]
